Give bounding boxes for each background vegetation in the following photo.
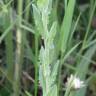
[0,0,96,96]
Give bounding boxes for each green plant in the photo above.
[0,0,96,96]
[33,0,59,96]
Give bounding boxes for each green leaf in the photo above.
[32,4,44,35]
[48,85,57,96]
[60,0,76,53]
[63,42,81,61]
[48,21,57,45]
[25,91,32,96]
[37,0,52,14]
[39,65,46,95]
[50,60,59,84]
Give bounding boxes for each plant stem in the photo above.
[4,8,14,81]
[25,0,30,21]
[13,0,23,96]
[34,30,39,96]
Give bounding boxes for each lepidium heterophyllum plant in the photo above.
[32,0,59,96]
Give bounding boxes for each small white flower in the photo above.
[66,74,85,90]
[73,76,85,89]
